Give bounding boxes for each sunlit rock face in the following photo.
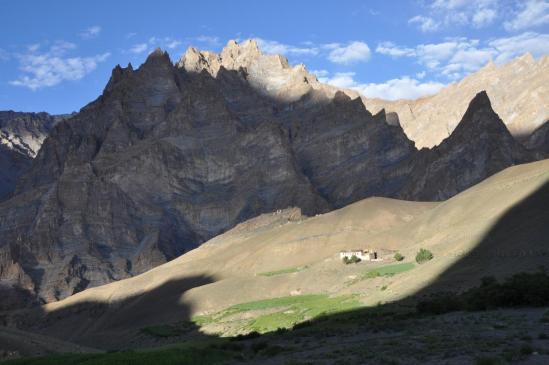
[0,41,541,308]
[365,53,549,148]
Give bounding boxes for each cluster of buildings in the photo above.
[339,249,381,262]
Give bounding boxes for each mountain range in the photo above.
[0,39,547,311]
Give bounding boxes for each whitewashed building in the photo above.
[339,249,379,261]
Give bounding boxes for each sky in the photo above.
[0,0,548,114]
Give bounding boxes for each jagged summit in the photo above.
[449,90,512,141]
[461,90,492,117]
[143,47,172,66]
[176,39,340,102]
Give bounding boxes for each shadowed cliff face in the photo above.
[524,120,549,157]
[0,111,70,202]
[0,43,540,308]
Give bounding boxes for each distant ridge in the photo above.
[364,53,549,148]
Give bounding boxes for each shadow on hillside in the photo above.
[5,182,549,357]
[4,274,216,351]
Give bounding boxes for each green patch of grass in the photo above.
[363,262,415,279]
[258,266,308,277]
[193,294,362,334]
[3,346,230,365]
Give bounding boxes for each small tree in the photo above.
[416,248,433,264]
[349,255,361,264]
[394,252,404,261]
[343,255,361,264]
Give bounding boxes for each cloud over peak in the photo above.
[80,25,102,39]
[326,41,371,64]
[10,41,110,90]
[504,0,549,31]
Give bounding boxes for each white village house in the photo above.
[339,249,381,261]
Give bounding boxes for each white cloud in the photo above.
[472,8,497,28]
[376,42,416,57]
[10,41,110,90]
[193,35,221,47]
[256,39,319,56]
[0,48,10,61]
[489,32,549,63]
[410,0,498,31]
[504,0,549,31]
[311,69,329,78]
[327,41,371,64]
[375,32,548,81]
[431,0,473,10]
[129,36,184,54]
[80,25,102,39]
[126,32,137,39]
[129,43,148,54]
[408,15,440,32]
[166,40,182,49]
[320,71,445,100]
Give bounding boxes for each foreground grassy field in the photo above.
[192,294,362,334]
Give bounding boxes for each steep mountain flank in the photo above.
[0,41,542,308]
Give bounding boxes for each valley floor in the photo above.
[2,307,549,364]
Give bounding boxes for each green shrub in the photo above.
[343,255,361,264]
[417,270,549,315]
[415,248,433,264]
[231,331,260,341]
[417,292,464,314]
[394,253,404,261]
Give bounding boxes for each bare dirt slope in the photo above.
[11,159,549,349]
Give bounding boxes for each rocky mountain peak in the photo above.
[453,90,507,137]
[220,39,262,67]
[517,52,535,64]
[143,47,172,67]
[177,47,221,75]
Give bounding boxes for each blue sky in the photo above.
[0,0,548,114]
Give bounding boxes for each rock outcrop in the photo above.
[365,53,549,148]
[0,41,542,308]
